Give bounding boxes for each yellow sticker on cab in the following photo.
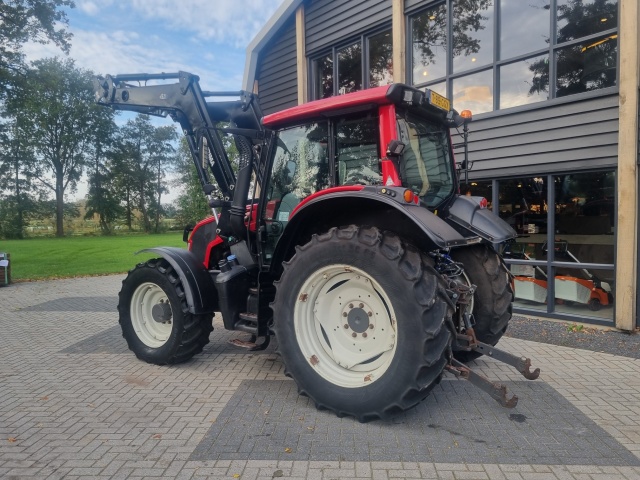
[429,90,450,111]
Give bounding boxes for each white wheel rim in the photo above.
[130,282,173,348]
[293,264,398,388]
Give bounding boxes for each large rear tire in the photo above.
[451,245,513,362]
[118,258,214,365]
[272,226,452,422]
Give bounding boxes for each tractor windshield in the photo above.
[396,111,455,208]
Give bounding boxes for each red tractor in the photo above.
[94,72,539,421]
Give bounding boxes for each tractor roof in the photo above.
[262,84,450,128]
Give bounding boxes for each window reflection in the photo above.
[315,54,333,99]
[557,0,618,42]
[555,34,617,97]
[452,0,494,73]
[500,177,549,312]
[369,30,393,87]
[463,180,492,210]
[407,0,618,111]
[338,42,362,95]
[452,69,493,114]
[553,267,614,319]
[500,0,549,59]
[426,81,446,98]
[500,56,549,109]
[412,4,447,83]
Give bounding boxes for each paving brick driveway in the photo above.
[1,275,639,479]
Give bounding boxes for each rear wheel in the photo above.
[451,245,513,362]
[118,258,214,365]
[272,225,452,422]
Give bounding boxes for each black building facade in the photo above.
[243,0,639,330]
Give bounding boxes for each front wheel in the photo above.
[118,258,214,365]
[272,226,452,422]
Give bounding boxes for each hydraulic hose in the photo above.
[230,135,253,239]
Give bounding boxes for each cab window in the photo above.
[336,114,382,185]
[396,111,454,207]
[262,122,329,260]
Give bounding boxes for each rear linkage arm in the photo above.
[446,322,540,408]
[436,261,540,408]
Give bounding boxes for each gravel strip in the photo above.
[505,315,640,359]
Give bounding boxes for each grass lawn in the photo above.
[0,233,186,281]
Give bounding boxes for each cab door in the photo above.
[260,122,330,263]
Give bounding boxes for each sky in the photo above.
[22,0,286,201]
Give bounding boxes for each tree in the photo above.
[84,109,121,234]
[5,57,102,236]
[0,0,74,93]
[173,138,211,227]
[0,119,37,238]
[117,115,177,233]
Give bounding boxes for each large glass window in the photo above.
[499,56,549,109]
[452,69,493,114]
[369,30,393,87]
[315,54,333,100]
[409,0,618,113]
[500,0,549,59]
[498,171,616,322]
[312,29,392,99]
[411,4,447,84]
[338,42,362,95]
[452,0,494,73]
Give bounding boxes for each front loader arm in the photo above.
[93,71,253,202]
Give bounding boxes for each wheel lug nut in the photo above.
[359,303,364,308]
[369,324,374,329]
[343,312,347,317]
[362,332,367,338]
[349,303,353,308]
[352,332,357,338]
[344,324,349,329]
[368,311,373,317]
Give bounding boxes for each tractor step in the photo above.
[228,335,271,351]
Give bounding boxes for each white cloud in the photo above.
[23,28,245,91]
[129,0,284,47]
[77,1,101,16]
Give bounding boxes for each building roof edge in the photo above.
[243,0,304,92]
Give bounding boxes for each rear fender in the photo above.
[445,195,517,243]
[269,186,482,269]
[137,247,218,314]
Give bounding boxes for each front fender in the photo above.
[137,247,218,314]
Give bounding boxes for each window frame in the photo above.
[310,25,393,100]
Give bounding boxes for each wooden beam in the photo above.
[392,0,405,84]
[296,5,307,104]
[615,0,639,331]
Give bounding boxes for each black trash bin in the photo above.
[0,253,11,286]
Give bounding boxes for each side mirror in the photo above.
[386,140,405,158]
